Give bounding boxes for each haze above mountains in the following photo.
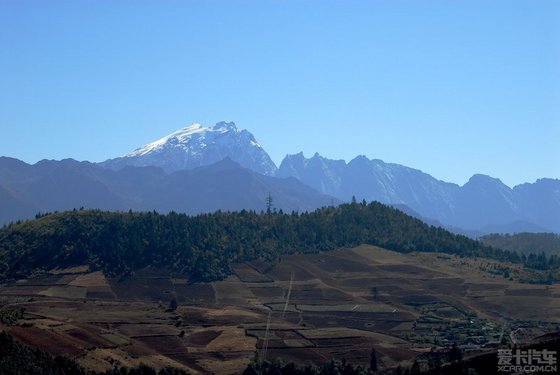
[1,121,558,234]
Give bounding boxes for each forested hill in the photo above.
[481,232,560,256]
[0,201,537,283]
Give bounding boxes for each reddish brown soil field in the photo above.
[184,330,222,347]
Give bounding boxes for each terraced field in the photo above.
[1,245,559,374]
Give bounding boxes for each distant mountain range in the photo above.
[278,152,560,233]
[1,121,558,233]
[0,157,335,225]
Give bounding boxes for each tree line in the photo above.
[481,232,560,255]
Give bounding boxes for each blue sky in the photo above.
[1,0,558,187]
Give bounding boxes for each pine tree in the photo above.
[266,192,273,215]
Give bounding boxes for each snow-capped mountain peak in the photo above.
[101,121,277,175]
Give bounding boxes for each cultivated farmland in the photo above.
[1,245,559,374]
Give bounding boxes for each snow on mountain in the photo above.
[100,121,278,176]
[127,123,209,157]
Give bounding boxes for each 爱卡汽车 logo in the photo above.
[498,348,557,373]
